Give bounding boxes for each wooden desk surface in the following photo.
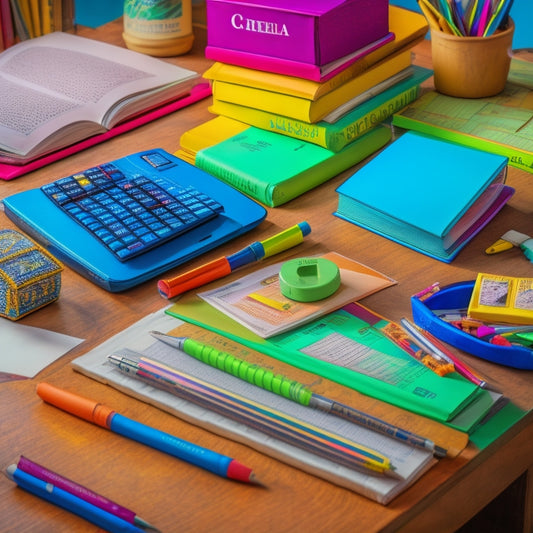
[1,22,533,533]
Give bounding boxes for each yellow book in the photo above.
[177,115,249,162]
[29,0,42,36]
[15,0,35,38]
[203,5,428,102]
[40,0,53,33]
[468,273,533,325]
[212,50,413,124]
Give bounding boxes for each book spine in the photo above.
[205,45,323,81]
[214,83,421,152]
[392,115,533,174]
[212,51,412,124]
[212,80,314,123]
[195,153,272,206]
[1,0,16,48]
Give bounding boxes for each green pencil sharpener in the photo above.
[279,257,341,302]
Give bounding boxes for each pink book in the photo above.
[206,0,389,66]
[205,32,395,83]
[0,83,212,181]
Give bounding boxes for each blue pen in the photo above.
[36,382,260,485]
[5,465,145,533]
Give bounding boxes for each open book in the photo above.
[0,32,200,164]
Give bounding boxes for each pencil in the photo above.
[150,331,447,458]
[108,351,400,478]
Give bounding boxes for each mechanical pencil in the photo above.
[5,464,145,533]
[400,318,500,392]
[150,331,447,458]
[476,324,533,338]
[16,456,158,531]
[36,382,260,485]
[399,318,456,366]
[417,328,495,389]
[157,221,311,299]
[108,350,400,477]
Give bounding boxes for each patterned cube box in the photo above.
[0,229,63,320]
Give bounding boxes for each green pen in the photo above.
[150,331,447,458]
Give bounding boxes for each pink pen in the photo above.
[16,456,158,531]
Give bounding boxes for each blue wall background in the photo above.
[74,0,530,50]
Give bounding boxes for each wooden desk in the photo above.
[1,21,533,533]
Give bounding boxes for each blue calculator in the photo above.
[3,149,267,292]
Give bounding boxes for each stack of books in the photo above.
[176,2,431,207]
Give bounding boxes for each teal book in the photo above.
[194,123,391,207]
[210,66,433,152]
[166,297,492,429]
[334,131,514,262]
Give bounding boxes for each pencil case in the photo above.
[411,280,533,370]
[0,229,63,320]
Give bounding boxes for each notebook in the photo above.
[2,149,267,292]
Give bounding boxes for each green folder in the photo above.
[167,297,495,430]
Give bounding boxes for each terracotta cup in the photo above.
[430,19,515,98]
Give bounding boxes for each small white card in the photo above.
[0,320,84,380]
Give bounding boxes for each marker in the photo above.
[36,382,260,485]
[149,331,447,458]
[16,456,158,531]
[157,221,311,299]
[5,464,145,533]
[476,324,533,338]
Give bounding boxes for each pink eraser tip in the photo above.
[476,325,495,337]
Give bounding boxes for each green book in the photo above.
[194,123,391,207]
[210,66,433,152]
[166,296,494,430]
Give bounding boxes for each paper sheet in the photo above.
[1,320,84,380]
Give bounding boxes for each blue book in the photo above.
[334,131,514,262]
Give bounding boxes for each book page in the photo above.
[0,32,199,160]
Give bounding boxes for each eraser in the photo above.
[279,257,340,302]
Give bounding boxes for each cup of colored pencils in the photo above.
[418,0,515,98]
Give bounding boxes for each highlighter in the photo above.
[157,221,311,298]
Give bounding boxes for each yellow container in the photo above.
[123,0,194,57]
[430,19,514,98]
